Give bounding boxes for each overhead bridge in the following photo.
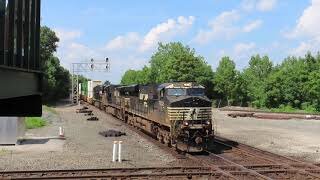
[0,0,42,116]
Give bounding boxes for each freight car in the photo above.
[87,82,214,152]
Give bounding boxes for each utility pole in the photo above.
[71,58,110,104]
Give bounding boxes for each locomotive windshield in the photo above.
[167,88,205,96]
[167,88,187,96]
[187,88,205,96]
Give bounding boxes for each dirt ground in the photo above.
[0,104,190,171]
[213,109,320,163]
[1,104,318,171]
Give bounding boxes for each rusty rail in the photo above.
[0,167,225,179]
[209,136,320,179]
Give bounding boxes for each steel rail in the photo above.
[85,103,320,180]
[1,167,219,179]
[213,136,320,179]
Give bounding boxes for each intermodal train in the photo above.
[80,81,214,152]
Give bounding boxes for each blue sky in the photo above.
[41,0,320,83]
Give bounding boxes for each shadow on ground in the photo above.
[19,138,50,145]
[207,138,239,154]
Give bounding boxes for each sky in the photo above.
[41,0,320,83]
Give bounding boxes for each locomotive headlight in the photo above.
[183,121,189,126]
[206,120,211,125]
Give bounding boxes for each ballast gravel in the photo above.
[0,103,184,171]
[213,109,320,163]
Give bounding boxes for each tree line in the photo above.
[121,42,320,112]
[40,26,71,103]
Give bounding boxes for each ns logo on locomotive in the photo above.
[83,81,214,152]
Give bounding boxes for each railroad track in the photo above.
[8,103,315,179]
[0,166,223,179]
[90,102,320,179]
[186,136,320,179]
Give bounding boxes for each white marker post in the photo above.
[59,127,64,138]
[118,141,122,163]
[112,141,118,162]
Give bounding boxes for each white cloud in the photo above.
[193,10,262,44]
[53,29,100,68]
[193,10,240,44]
[234,42,256,55]
[241,0,256,11]
[241,0,277,12]
[54,16,195,82]
[290,40,320,56]
[140,16,195,51]
[256,0,277,11]
[287,0,320,39]
[287,0,320,55]
[103,16,195,52]
[104,32,141,50]
[54,29,82,42]
[243,19,262,32]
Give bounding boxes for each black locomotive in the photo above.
[89,82,214,152]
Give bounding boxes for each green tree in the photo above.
[40,26,71,102]
[120,42,214,97]
[120,69,140,85]
[40,26,59,67]
[149,42,213,84]
[214,56,238,105]
[305,70,320,110]
[265,56,308,108]
[243,55,273,107]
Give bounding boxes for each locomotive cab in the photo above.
[158,82,214,152]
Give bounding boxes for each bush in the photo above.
[301,102,317,113]
[25,117,47,129]
[271,104,296,113]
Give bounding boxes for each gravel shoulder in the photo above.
[0,103,188,171]
[213,108,320,163]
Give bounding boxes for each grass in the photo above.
[0,149,8,155]
[25,117,47,129]
[260,105,318,114]
[43,105,57,114]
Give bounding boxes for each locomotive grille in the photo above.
[167,107,212,121]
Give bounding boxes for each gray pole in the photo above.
[76,74,79,105]
[71,64,74,103]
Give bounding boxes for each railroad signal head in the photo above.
[91,58,94,62]
[91,64,94,69]
[106,57,109,63]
